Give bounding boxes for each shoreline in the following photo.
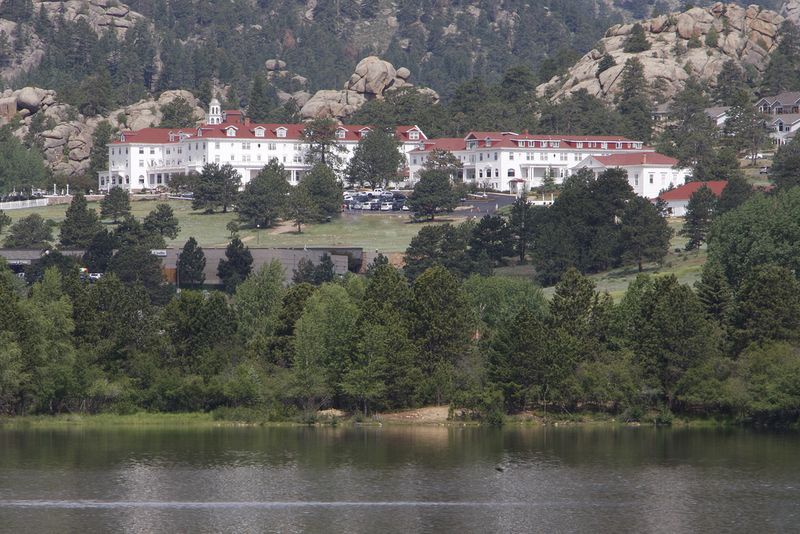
[0,410,743,430]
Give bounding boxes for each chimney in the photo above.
[244,117,250,126]
[643,153,647,164]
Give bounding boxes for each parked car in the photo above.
[760,166,770,175]
[401,204,410,211]
[380,202,393,211]
[370,201,381,210]
[746,153,765,160]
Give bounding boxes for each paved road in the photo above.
[459,193,517,216]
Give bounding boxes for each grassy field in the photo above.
[496,218,707,300]
[2,200,453,253]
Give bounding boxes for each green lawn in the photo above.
[2,200,455,253]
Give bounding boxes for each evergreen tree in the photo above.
[286,185,319,233]
[143,204,180,239]
[619,196,672,271]
[299,163,342,221]
[408,169,459,221]
[3,214,53,249]
[596,53,616,76]
[615,58,653,142]
[113,214,166,250]
[346,128,404,189]
[238,160,290,228]
[422,149,463,181]
[0,210,11,235]
[234,259,285,352]
[724,97,767,164]
[713,60,749,106]
[82,229,115,273]
[108,244,169,304]
[769,135,800,190]
[410,265,473,404]
[58,192,102,249]
[177,237,206,289]
[730,264,800,352]
[89,121,115,180]
[192,163,240,213]
[762,21,800,94]
[469,215,513,266]
[715,175,752,215]
[302,118,346,170]
[681,185,717,250]
[508,197,537,262]
[246,73,277,123]
[217,236,252,293]
[623,23,651,53]
[100,187,131,223]
[694,261,732,326]
[158,96,197,128]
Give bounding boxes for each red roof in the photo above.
[658,181,728,201]
[111,123,423,144]
[410,138,466,153]
[594,153,678,166]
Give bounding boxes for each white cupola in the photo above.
[207,98,222,125]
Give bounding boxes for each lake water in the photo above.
[0,425,798,533]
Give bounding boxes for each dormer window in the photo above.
[484,138,492,148]
[226,126,238,137]
[576,142,583,149]
[409,130,419,140]
[335,129,346,139]
[254,127,265,138]
[552,141,560,148]
[276,127,287,138]
[197,128,203,137]
[359,128,371,138]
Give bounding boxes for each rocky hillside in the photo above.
[1,87,204,177]
[537,2,785,102]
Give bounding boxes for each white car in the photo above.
[380,202,393,211]
[746,153,765,160]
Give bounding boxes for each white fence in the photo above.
[0,199,49,210]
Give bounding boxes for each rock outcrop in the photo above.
[781,0,800,26]
[1,88,205,178]
[300,56,438,119]
[537,2,784,103]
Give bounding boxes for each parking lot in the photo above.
[343,191,516,216]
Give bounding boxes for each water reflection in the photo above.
[0,426,798,533]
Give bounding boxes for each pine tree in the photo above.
[143,204,181,239]
[246,73,277,123]
[716,175,752,215]
[769,135,800,190]
[238,160,290,228]
[82,229,115,273]
[694,261,732,325]
[681,185,717,250]
[615,57,653,142]
[217,236,252,293]
[408,169,459,221]
[286,185,319,233]
[192,163,240,213]
[177,237,206,289]
[346,128,404,189]
[100,187,131,223]
[619,196,673,272]
[59,192,103,249]
[596,53,616,76]
[299,163,342,221]
[623,23,651,53]
[713,60,749,106]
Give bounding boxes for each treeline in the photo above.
[3,186,800,425]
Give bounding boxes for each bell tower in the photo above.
[207,98,222,125]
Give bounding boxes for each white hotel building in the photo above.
[99,99,427,192]
[407,131,688,198]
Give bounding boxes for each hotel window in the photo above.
[634,173,639,186]
[231,154,235,160]
[412,157,417,165]
[139,160,144,167]
[509,153,514,160]
[494,152,498,161]
[215,155,220,163]
[649,173,654,184]
[479,153,483,161]
[494,168,499,178]
[215,142,220,149]
[243,142,251,150]
[138,147,144,154]
[479,169,483,178]
[268,143,276,150]
[150,148,155,154]
[661,172,666,184]
[409,130,419,140]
